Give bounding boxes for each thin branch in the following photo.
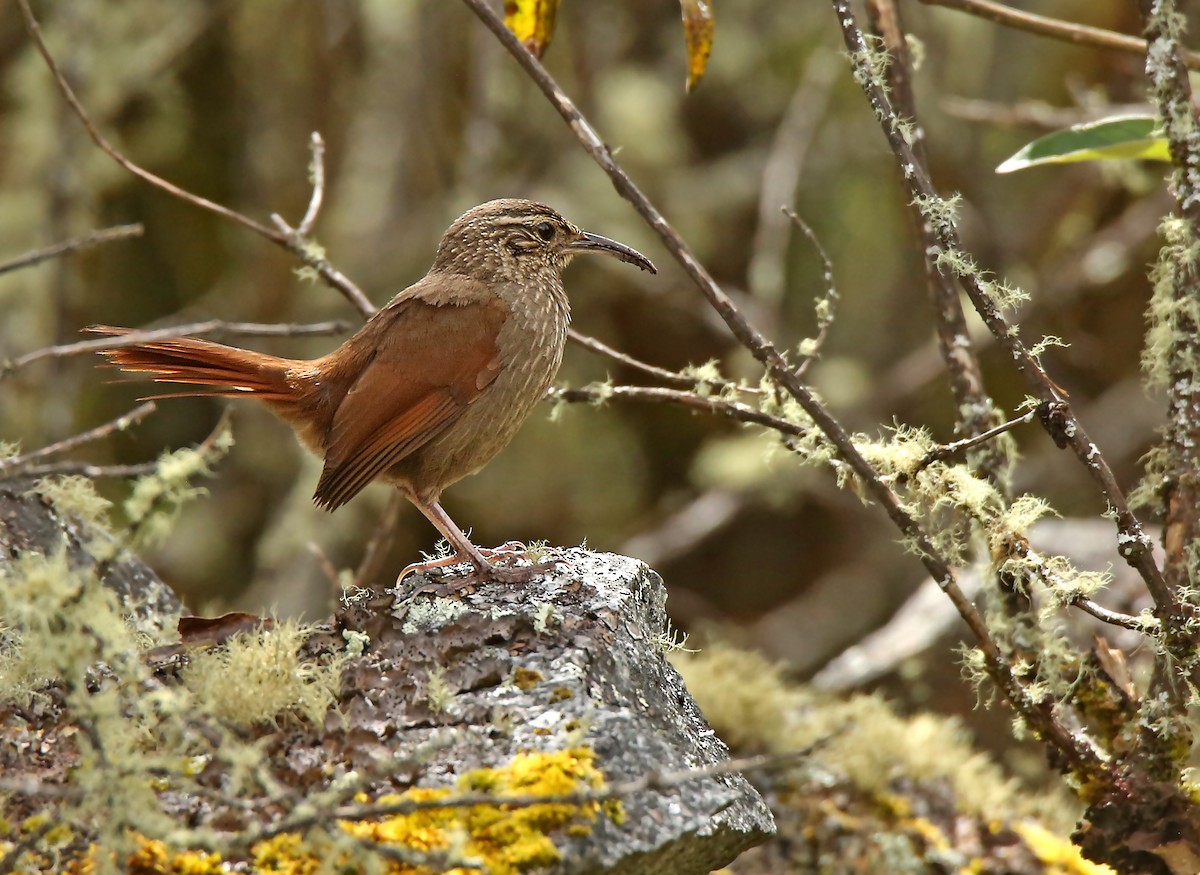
[3,461,159,479]
[297,132,326,237]
[748,51,837,310]
[16,0,374,317]
[566,329,759,395]
[0,401,156,473]
[918,0,1200,70]
[908,409,1037,477]
[354,491,405,590]
[1073,597,1149,633]
[0,224,143,277]
[3,319,349,378]
[782,209,838,380]
[551,383,806,437]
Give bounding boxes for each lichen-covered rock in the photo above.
[0,475,180,619]
[0,542,771,874]
[316,548,775,874]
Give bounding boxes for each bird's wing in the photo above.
[313,293,507,510]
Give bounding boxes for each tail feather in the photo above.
[88,325,303,405]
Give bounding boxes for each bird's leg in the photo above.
[398,495,559,584]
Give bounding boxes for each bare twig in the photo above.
[0,401,156,473]
[297,132,326,237]
[16,0,374,318]
[619,489,746,568]
[918,0,1200,70]
[307,542,343,593]
[566,329,758,395]
[748,52,837,310]
[0,224,143,277]
[551,383,806,437]
[907,409,1038,477]
[4,461,160,479]
[1073,597,1148,632]
[353,491,404,590]
[782,209,838,380]
[3,319,349,378]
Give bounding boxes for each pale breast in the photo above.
[388,279,571,499]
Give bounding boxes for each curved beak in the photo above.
[569,231,656,274]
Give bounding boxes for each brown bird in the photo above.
[92,199,655,583]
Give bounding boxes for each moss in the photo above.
[30,475,113,531]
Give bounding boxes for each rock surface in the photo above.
[322,548,776,874]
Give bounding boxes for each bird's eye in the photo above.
[535,222,555,241]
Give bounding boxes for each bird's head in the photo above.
[433,199,656,280]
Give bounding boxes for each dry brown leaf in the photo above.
[504,0,561,59]
[680,0,715,92]
[178,612,273,648]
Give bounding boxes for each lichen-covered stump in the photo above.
[321,549,775,874]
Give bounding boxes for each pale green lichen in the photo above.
[1142,216,1200,387]
[180,621,344,728]
[671,643,1078,829]
[424,665,456,715]
[119,424,234,552]
[30,475,113,530]
[680,359,724,398]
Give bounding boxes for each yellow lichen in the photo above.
[250,748,618,875]
[1012,821,1116,875]
[126,838,225,875]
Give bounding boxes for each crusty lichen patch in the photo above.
[14,748,620,874]
[339,747,621,875]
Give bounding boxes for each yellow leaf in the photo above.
[504,0,561,59]
[680,0,715,92]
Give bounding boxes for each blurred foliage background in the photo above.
[0,0,1181,767]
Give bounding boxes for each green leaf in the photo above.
[996,115,1171,174]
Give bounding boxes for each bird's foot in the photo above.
[396,543,566,587]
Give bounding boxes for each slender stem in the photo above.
[567,329,759,395]
[0,224,143,276]
[919,0,1200,70]
[0,401,156,473]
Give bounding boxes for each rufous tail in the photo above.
[88,326,308,409]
